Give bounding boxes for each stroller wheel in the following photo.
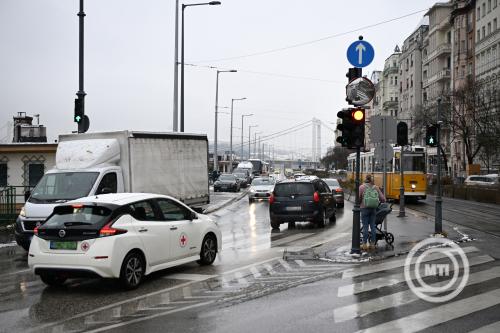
[385,232,395,245]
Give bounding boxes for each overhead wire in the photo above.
[189,8,429,64]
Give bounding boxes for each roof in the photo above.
[0,143,58,153]
[67,193,170,206]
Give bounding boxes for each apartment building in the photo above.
[399,21,429,145]
[475,0,500,81]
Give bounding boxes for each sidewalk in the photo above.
[315,202,473,263]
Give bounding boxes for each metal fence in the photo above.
[0,186,17,225]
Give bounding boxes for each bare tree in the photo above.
[321,146,350,170]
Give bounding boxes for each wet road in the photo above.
[0,192,354,332]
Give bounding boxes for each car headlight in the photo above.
[250,188,256,193]
[214,181,220,185]
[19,206,26,218]
[411,184,416,189]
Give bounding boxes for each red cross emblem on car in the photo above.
[81,241,90,252]
[179,233,188,247]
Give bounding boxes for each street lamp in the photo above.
[254,131,262,158]
[248,125,258,159]
[241,114,253,160]
[179,0,221,132]
[230,97,246,172]
[214,69,237,171]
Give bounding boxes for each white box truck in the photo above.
[15,131,209,250]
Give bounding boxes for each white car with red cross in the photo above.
[28,193,221,289]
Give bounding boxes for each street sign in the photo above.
[370,115,397,144]
[347,40,375,68]
[374,143,393,163]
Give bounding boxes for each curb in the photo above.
[203,189,249,214]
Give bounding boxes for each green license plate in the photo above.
[50,241,77,250]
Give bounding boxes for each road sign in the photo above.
[347,40,375,68]
[346,77,375,106]
[374,143,393,163]
[370,115,397,144]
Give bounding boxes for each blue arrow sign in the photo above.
[347,40,374,68]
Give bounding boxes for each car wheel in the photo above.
[329,211,336,222]
[270,218,281,229]
[337,203,344,208]
[40,273,67,287]
[119,251,145,290]
[198,234,217,265]
[249,198,254,203]
[316,209,326,228]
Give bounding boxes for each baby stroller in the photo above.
[360,202,394,246]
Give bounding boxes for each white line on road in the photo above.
[278,259,292,271]
[250,266,261,278]
[469,321,500,333]
[335,266,500,323]
[342,246,479,279]
[337,254,494,297]
[234,271,248,285]
[165,273,218,281]
[355,287,500,333]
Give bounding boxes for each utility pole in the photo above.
[75,0,87,133]
[435,97,443,234]
[172,0,179,132]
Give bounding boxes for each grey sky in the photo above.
[0,0,437,156]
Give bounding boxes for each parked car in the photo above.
[323,178,344,208]
[214,174,240,192]
[269,179,336,229]
[464,174,499,186]
[233,171,250,188]
[28,193,221,289]
[248,177,275,202]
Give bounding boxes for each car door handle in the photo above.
[139,228,148,233]
[170,226,178,230]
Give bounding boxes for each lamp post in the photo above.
[254,131,262,158]
[248,125,258,159]
[180,1,221,132]
[230,97,246,172]
[214,69,237,171]
[241,114,253,160]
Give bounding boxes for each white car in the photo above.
[28,193,221,289]
[248,177,276,202]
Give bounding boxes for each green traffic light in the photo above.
[75,115,82,123]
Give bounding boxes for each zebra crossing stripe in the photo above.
[354,287,500,333]
[278,259,292,271]
[468,321,500,333]
[234,272,249,285]
[342,246,479,279]
[337,254,494,297]
[250,266,262,278]
[334,266,500,323]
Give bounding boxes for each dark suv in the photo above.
[269,179,336,229]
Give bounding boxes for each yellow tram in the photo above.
[347,146,427,201]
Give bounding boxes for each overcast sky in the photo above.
[0,0,438,156]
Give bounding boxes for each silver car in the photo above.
[248,177,275,203]
[324,178,344,208]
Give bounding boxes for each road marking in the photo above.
[0,268,31,278]
[355,287,500,333]
[342,246,479,279]
[264,263,274,275]
[335,266,500,323]
[250,266,261,278]
[469,321,500,333]
[85,301,216,333]
[165,273,217,281]
[278,259,292,271]
[234,271,248,285]
[295,259,307,267]
[337,254,494,297]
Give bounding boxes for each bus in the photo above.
[347,145,427,201]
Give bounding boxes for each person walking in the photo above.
[359,174,386,251]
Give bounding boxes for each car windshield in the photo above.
[274,183,314,196]
[219,175,236,181]
[325,179,340,187]
[252,178,275,186]
[30,172,100,202]
[234,173,246,178]
[44,205,113,227]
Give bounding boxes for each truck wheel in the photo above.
[119,251,145,290]
[198,234,217,265]
[271,218,280,229]
[40,273,67,287]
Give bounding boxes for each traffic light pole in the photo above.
[351,146,361,254]
[398,147,406,217]
[435,98,443,234]
[76,0,86,134]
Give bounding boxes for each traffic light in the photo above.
[426,125,438,147]
[397,121,408,146]
[74,98,84,123]
[346,67,362,83]
[336,108,365,148]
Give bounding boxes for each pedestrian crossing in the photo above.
[331,245,500,332]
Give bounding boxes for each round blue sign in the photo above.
[346,40,375,68]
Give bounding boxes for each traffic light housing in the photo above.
[346,67,362,83]
[426,125,438,147]
[397,121,408,146]
[74,98,84,123]
[336,108,365,149]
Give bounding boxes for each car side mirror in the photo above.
[24,190,31,202]
[99,187,113,194]
[190,211,198,220]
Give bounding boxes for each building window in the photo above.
[395,76,398,85]
[477,29,481,40]
[477,7,481,20]
[482,26,486,38]
[411,74,414,87]
[494,0,498,9]
[447,31,452,43]
[494,18,497,31]
[0,164,7,187]
[488,0,491,12]
[411,54,414,67]
[488,22,491,34]
[28,164,44,187]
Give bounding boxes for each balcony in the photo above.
[383,100,398,110]
[383,66,398,76]
[423,43,451,64]
[436,68,451,81]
